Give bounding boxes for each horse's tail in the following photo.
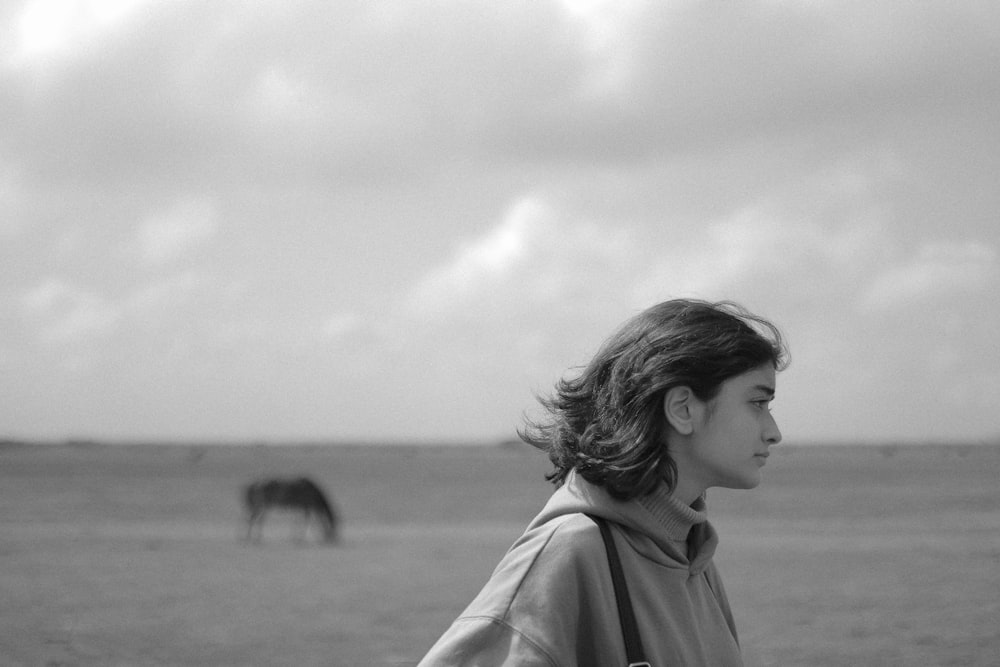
[297,477,338,542]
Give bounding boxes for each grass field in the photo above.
[1,441,997,666]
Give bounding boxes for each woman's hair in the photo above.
[519,299,788,500]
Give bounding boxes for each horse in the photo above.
[242,476,339,544]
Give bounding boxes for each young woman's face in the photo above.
[685,364,782,491]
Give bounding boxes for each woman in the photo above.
[419,299,788,666]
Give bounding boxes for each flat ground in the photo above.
[1,441,997,666]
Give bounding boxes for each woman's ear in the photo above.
[663,386,697,435]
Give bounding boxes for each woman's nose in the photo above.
[764,414,782,445]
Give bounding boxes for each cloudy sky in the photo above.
[2,0,998,445]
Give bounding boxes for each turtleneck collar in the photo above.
[636,483,708,542]
[528,469,720,573]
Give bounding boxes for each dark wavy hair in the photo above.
[519,299,788,500]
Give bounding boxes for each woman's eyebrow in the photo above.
[752,384,775,397]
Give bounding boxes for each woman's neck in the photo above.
[667,475,706,507]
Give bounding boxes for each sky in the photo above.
[1,0,998,445]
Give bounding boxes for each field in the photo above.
[1,441,997,666]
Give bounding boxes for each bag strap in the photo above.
[587,514,651,667]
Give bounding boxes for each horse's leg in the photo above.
[323,516,338,544]
[311,507,334,544]
[310,511,326,543]
[247,510,265,543]
[294,510,308,544]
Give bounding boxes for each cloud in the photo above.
[0,165,25,237]
[1,1,998,443]
[321,311,362,340]
[400,161,904,359]
[630,203,892,312]
[862,240,998,311]
[243,65,327,127]
[406,197,541,315]
[134,197,217,266]
[126,270,201,319]
[4,0,999,190]
[474,2,1000,161]
[405,195,633,322]
[5,0,153,67]
[21,277,121,342]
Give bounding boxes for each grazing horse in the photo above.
[243,476,339,544]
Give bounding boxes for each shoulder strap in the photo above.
[586,514,650,667]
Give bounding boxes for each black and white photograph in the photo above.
[1,1,997,665]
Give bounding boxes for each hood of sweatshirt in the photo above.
[525,469,719,575]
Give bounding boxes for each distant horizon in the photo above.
[4,435,997,449]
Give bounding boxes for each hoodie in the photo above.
[418,470,743,666]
